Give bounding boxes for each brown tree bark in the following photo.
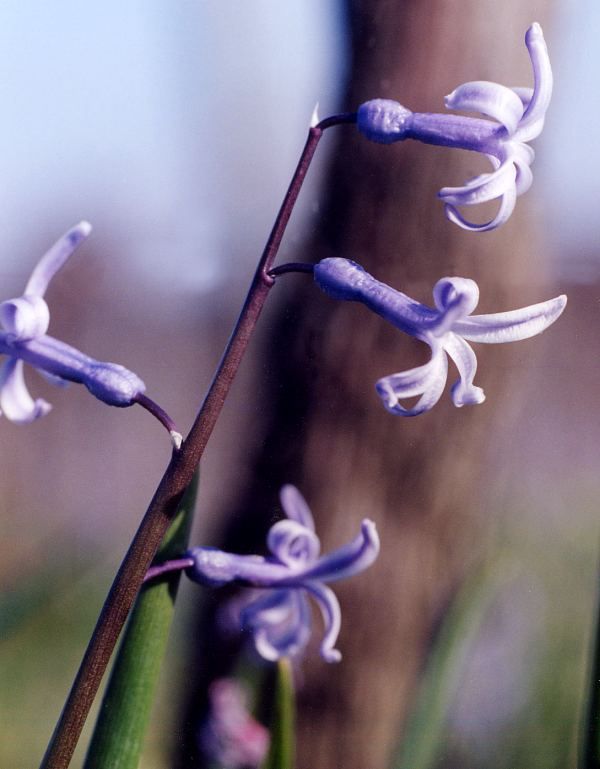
[179,2,556,768]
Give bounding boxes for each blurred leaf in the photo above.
[581,573,600,769]
[83,470,199,769]
[262,658,296,769]
[392,563,497,769]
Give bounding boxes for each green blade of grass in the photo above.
[393,562,500,769]
[83,471,199,769]
[262,658,296,769]
[581,567,600,769]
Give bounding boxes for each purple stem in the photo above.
[143,557,195,584]
[268,262,315,278]
[39,112,356,769]
[135,393,183,448]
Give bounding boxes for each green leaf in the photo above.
[581,580,600,769]
[83,471,199,769]
[392,562,499,769]
[262,658,296,769]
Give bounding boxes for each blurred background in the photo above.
[0,1,597,767]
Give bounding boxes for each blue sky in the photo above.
[0,1,346,292]
[0,2,594,288]
[541,0,600,279]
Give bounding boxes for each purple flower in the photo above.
[314,258,566,416]
[187,485,380,663]
[200,678,269,769]
[0,222,146,423]
[357,23,552,231]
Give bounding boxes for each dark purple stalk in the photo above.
[135,393,182,447]
[39,113,355,769]
[269,262,315,278]
[142,557,195,584]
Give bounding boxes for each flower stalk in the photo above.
[39,113,351,769]
[83,472,198,769]
[261,659,296,769]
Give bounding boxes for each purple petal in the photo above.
[512,86,534,109]
[79,360,146,406]
[375,348,449,416]
[267,519,320,568]
[513,88,546,143]
[314,258,439,339]
[438,159,517,207]
[302,582,342,663]
[515,116,546,144]
[280,484,315,530]
[36,368,70,388]
[25,221,92,297]
[443,181,517,232]
[242,589,312,661]
[0,358,51,423]
[431,277,480,333]
[9,335,145,406]
[187,548,289,587]
[0,296,50,341]
[515,23,552,138]
[512,144,535,195]
[280,519,379,584]
[453,294,567,343]
[445,81,525,134]
[510,89,546,143]
[201,679,270,769]
[443,334,486,407]
[406,112,501,154]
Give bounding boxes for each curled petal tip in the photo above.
[546,294,567,322]
[519,20,552,137]
[362,518,378,541]
[443,81,525,134]
[526,21,544,41]
[537,293,567,327]
[322,647,342,663]
[443,190,516,232]
[451,381,486,408]
[360,519,380,562]
[65,221,92,249]
[280,484,315,530]
[76,220,92,236]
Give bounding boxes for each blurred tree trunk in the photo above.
[178,1,554,767]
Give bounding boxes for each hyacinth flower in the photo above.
[146,485,380,662]
[356,23,552,231]
[200,678,270,769]
[0,222,181,445]
[313,257,566,416]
